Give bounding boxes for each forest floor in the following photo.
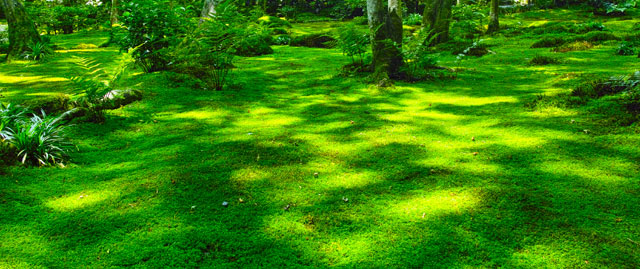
[1,9,640,268]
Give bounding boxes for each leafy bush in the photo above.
[552,41,594,52]
[117,0,191,73]
[290,34,337,48]
[617,42,635,56]
[529,55,560,65]
[401,29,440,81]
[531,36,568,48]
[22,42,54,62]
[233,30,275,56]
[403,13,423,26]
[2,110,74,166]
[337,23,369,66]
[451,4,485,40]
[170,20,236,91]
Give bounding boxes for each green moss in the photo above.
[1,9,640,268]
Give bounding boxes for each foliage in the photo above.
[616,42,635,55]
[337,23,369,66]
[274,35,292,45]
[580,31,619,43]
[401,29,440,81]
[403,13,423,26]
[1,110,74,166]
[529,55,560,65]
[69,49,136,122]
[451,4,486,40]
[170,20,236,91]
[117,0,192,73]
[22,42,53,62]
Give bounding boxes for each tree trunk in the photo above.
[422,0,453,44]
[487,0,499,33]
[0,0,40,61]
[367,0,403,83]
[201,0,217,20]
[110,0,119,26]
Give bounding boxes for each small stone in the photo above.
[222,201,229,207]
[472,152,479,156]
[471,136,475,141]
[342,197,349,202]
[313,172,319,178]
[350,120,355,124]
[284,204,291,211]
[238,198,244,203]
[570,119,576,124]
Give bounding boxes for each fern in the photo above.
[68,48,137,122]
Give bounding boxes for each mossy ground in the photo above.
[1,9,639,268]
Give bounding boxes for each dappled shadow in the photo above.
[1,25,640,267]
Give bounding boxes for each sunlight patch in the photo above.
[388,190,480,219]
[46,190,116,211]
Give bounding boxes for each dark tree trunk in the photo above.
[0,0,41,61]
[367,0,404,83]
[200,0,217,23]
[487,0,499,33]
[422,0,453,44]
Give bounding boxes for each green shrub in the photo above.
[529,55,560,65]
[117,0,191,73]
[290,34,337,48]
[2,110,74,166]
[531,36,569,48]
[617,42,635,56]
[403,13,423,26]
[258,16,292,28]
[337,23,369,66]
[233,33,274,56]
[402,29,440,81]
[170,20,236,91]
[552,41,594,53]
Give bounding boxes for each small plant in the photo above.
[2,110,74,166]
[274,35,291,45]
[69,48,136,122]
[401,29,440,81]
[22,42,53,62]
[403,13,423,26]
[617,42,635,56]
[337,23,369,67]
[529,55,560,66]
